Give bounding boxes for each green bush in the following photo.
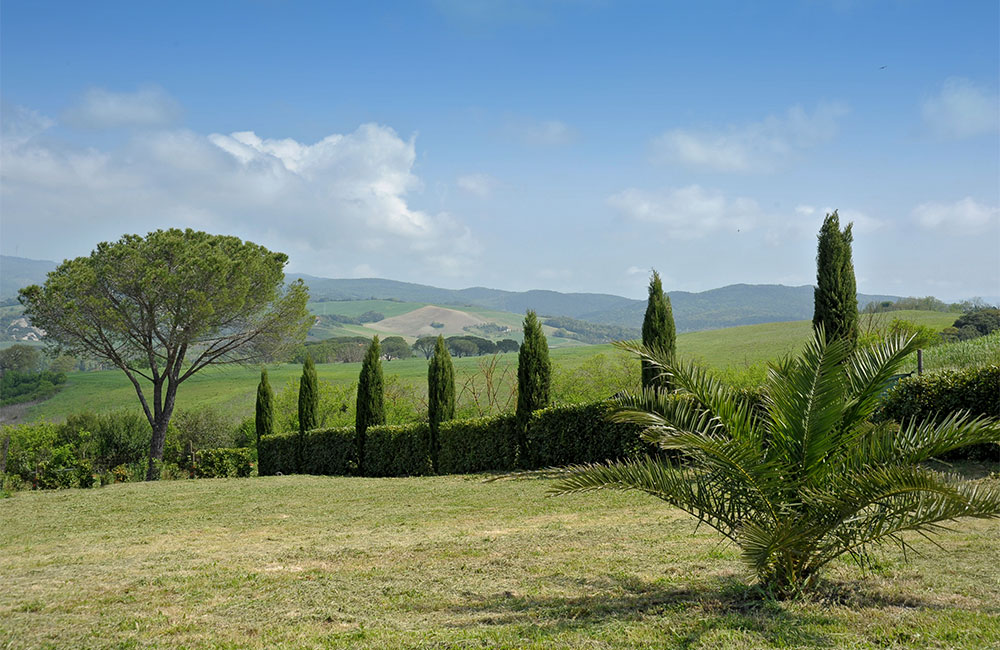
[362,423,432,477]
[438,414,518,475]
[60,410,151,471]
[191,448,255,478]
[526,401,650,468]
[259,427,355,476]
[878,365,999,461]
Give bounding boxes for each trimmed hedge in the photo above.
[259,427,355,476]
[191,448,255,478]
[363,423,432,477]
[527,401,649,468]
[438,414,518,475]
[878,365,999,461]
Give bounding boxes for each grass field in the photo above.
[2,465,998,649]
[8,310,977,426]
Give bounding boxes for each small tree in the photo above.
[381,336,412,360]
[297,356,318,472]
[0,344,41,374]
[813,210,858,348]
[427,335,455,472]
[255,368,274,447]
[18,229,310,480]
[356,336,385,471]
[414,336,437,359]
[641,270,676,391]
[516,310,551,460]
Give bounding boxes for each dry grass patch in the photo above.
[1,467,998,649]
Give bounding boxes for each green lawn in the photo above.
[2,466,997,649]
[13,310,975,425]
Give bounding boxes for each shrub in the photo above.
[191,448,255,478]
[259,427,355,476]
[0,369,67,406]
[438,414,518,475]
[2,421,60,483]
[60,410,151,471]
[526,401,650,468]
[170,407,240,464]
[362,423,432,477]
[877,365,1000,461]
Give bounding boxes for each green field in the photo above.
[2,466,998,649]
[8,310,978,425]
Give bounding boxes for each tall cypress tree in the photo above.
[516,310,551,462]
[255,367,274,448]
[427,335,455,472]
[297,356,318,472]
[641,269,676,392]
[356,336,385,472]
[813,210,858,348]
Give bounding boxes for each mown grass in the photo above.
[1,466,997,649]
[15,311,962,424]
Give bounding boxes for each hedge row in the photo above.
[189,448,255,478]
[878,365,999,461]
[260,401,650,477]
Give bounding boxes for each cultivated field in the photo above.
[2,466,997,649]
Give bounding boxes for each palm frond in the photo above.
[550,457,767,542]
[764,334,849,476]
[841,334,922,428]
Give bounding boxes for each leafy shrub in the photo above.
[191,448,255,478]
[878,365,1000,461]
[438,414,518,475]
[526,401,650,468]
[170,407,242,464]
[60,410,150,471]
[259,427,355,476]
[2,421,60,483]
[362,423,432,477]
[953,308,1000,337]
[0,370,67,406]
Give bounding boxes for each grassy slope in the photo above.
[16,311,968,424]
[2,469,998,649]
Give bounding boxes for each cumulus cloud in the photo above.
[651,103,849,172]
[608,185,760,239]
[913,197,999,234]
[505,117,576,146]
[62,85,183,129]
[456,173,499,197]
[1,107,479,280]
[922,78,999,139]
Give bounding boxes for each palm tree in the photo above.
[552,332,1000,594]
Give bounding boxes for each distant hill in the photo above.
[292,274,899,332]
[0,256,903,332]
[0,256,57,301]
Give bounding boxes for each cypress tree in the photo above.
[297,356,318,472]
[641,269,676,392]
[255,367,274,448]
[813,210,859,349]
[516,310,551,461]
[356,336,385,472]
[427,335,455,473]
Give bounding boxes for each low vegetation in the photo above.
[2,470,997,649]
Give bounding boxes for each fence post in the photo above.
[0,433,9,475]
[917,349,924,376]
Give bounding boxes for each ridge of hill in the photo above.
[0,256,902,333]
[293,274,900,332]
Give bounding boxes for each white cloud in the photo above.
[913,197,999,234]
[608,185,760,239]
[625,265,645,275]
[456,173,499,197]
[0,103,55,148]
[795,205,816,216]
[821,207,885,234]
[922,78,999,139]
[505,117,576,146]
[1,109,480,280]
[651,102,849,172]
[63,85,183,129]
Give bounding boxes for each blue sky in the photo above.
[1,0,998,301]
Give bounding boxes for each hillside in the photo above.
[3,255,906,334]
[293,274,901,332]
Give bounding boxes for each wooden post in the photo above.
[0,433,9,475]
[917,349,924,376]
